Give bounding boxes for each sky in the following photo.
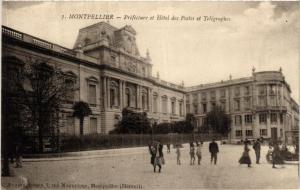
[2,1,299,102]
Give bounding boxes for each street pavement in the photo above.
[2,142,299,190]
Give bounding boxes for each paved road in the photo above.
[2,143,298,189]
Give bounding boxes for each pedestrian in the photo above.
[196,141,203,165]
[15,142,23,168]
[190,146,195,165]
[148,143,156,166]
[154,142,164,173]
[239,143,251,167]
[272,143,284,168]
[176,145,181,165]
[253,138,261,164]
[167,143,171,153]
[209,139,219,165]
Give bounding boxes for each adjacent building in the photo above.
[2,22,298,143]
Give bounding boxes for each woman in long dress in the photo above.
[239,144,252,167]
[272,143,284,168]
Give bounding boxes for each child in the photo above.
[176,146,181,165]
[190,146,195,165]
[196,142,203,165]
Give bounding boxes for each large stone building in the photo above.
[2,22,298,143]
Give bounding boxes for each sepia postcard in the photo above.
[1,1,299,189]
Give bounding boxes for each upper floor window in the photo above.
[271,113,277,124]
[88,84,97,106]
[234,99,240,111]
[171,100,176,115]
[244,97,251,110]
[234,87,240,96]
[201,92,207,101]
[259,96,267,106]
[220,89,226,98]
[153,94,158,113]
[245,114,252,125]
[259,113,267,124]
[235,115,242,125]
[210,91,216,100]
[244,86,250,95]
[162,96,168,114]
[179,101,183,116]
[220,101,226,111]
[202,103,207,113]
[194,104,198,114]
[65,78,75,102]
[270,85,276,95]
[259,85,266,95]
[141,89,148,110]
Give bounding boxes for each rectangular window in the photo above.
[259,85,266,95]
[194,104,198,114]
[244,115,252,125]
[202,103,207,113]
[244,97,251,110]
[246,130,253,136]
[193,94,198,103]
[220,89,226,98]
[88,84,96,106]
[201,92,207,101]
[211,102,216,109]
[259,113,267,124]
[234,87,240,96]
[186,104,190,114]
[90,117,97,134]
[171,101,176,115]
[210,91,216,100]
[220,101,226,111]
[270,85,276,95]
[153,95,158,113]
[259,96,267,106]
[260,129,267,136]
[65,79,75,102]
[179,102,183,116]
[235,115,242,125]
[234,99,240,111]
[271,113,277,124]
[162,97,167,114]
[236,130,242,137]
[280,114,283,124]
[269,96,276,106]
[244,86,250,95]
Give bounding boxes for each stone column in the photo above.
[103,77,107,109]
[107,77,110,108]
[123,81,126,108]
[148,88,152,112]
[119,80,123,108]
[137,85,141,109]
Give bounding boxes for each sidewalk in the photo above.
[1,166,29,190]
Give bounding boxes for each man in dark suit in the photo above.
[253,138,261,164]
[209,139,219,165]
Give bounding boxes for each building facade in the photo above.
[185,69,298,143]
[2,22,298,142]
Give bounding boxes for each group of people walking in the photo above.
[149,138,287,173]
[148,139,220,173]
[238,138,284,168]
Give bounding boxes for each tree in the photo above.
[2,57,74,153]
[204,106,231,135]
[72,101,92,135]
[184,113,196,133]
[110,108,151,134]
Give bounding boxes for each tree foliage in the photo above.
[72,101,92,135]
[204,106,231,135]
[110,108,151,134]
[2,57,74,153]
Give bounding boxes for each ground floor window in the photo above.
[244,114,252,125]
[246,130,253,137]
[260,129,267,136]
[235,130,242,137]
[90,117,97,134]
